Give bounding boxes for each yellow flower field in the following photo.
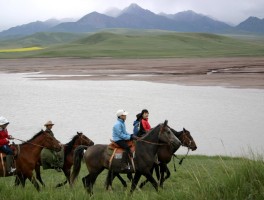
[0,47,44,53]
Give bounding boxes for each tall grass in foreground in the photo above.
[189,154,264,199]
[0,154,263,200]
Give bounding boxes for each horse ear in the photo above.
[183,127,186,131]
[164,120,168,126]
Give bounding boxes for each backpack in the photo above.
[133,120,140,136]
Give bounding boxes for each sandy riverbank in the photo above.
[0,57,263,89]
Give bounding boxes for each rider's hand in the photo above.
[130,134,139,140]
[8,135,14,140]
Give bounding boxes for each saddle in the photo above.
[107,140,136,171]
[108,140,135,155]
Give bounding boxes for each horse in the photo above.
[139,127,197,188]
[70,120,181,195]
[34,132,94,187]
[0,130,61,191]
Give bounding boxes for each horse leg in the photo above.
[159,165,171,188]
[56,168,70,188]
[164,165,171,180]
[144,172,158,192]
[105,170,115,190]
[82,171,101,195]
[35,163,45,187]
[130,171,141,193]
[159,163,166,188]
[14,175,21,186]
[154,163,160,181]
[116,173,127,188]
[139,165,155,188]
[127,172,133,182]
[29,176,40,192]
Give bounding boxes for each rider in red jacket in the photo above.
[0,116,16,174]
[138,109,151,137]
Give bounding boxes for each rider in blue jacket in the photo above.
[112,109,138,170]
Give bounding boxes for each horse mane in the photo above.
[64,134,79,156]
[171,128,182,137]
[21,130,45,145]
[140,124,161,140]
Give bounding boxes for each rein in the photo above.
[172,146,190,171]
[13,137,48,148]
[137,129,169,146]
[137,138,168,146]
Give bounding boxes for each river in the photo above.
[1,73,263,157]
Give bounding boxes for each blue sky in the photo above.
[0,0,264,31]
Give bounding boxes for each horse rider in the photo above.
[41,121,64,172]
[112,109,138,170]
[0,116,16,174]
[137,109,151,137]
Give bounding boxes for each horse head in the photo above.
[159,120,181,149]
[76,132,94,146]
[42,131,62,151]
[179,128,197,151]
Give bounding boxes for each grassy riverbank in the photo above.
[0,155,263,200]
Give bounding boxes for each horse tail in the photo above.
[70,145,87,185]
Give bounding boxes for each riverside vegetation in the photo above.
[0,154,263,200]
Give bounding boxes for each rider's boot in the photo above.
[6,155,16,174]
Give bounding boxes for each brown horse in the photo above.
[70,120,181,195]
[34,132,94,187]
[139,127,197,188]
[0,130,61,191]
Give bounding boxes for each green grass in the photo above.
[0,155,263,200]
[0,30,264,58]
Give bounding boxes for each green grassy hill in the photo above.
[0,30,264,58]
[0,32,86,48]
[0,155,263,200]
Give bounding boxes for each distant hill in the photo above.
[161,10,232,32]
[0,3,263,36]
[0,18,76,38]
[236,17,264,33]
[0,32,84,48]
[51,12,118,32]
[1,31,264,59]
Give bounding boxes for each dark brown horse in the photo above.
[33,132,94,187]
[0,130,61,191]
[139,127,197,188]
[70,121,181,195]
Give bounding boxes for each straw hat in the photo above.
[44,121,54,126]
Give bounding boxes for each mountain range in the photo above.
[0,3,263,38]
